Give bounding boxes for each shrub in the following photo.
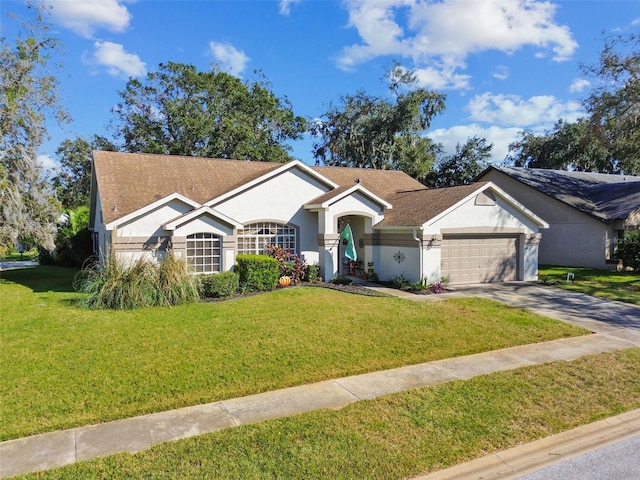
[367,270,379,282]
[411,277,430,291]
[330,276,353,285]
[306,263,321,283]
[200,271,240,298]
[617,231,640,270]
[267,245,308,284]
[236,254,279,291]
[45,207,94,268]
[389,274,411,289]
[429,277,449,294]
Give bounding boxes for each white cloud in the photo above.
[337,0,578,89]
[492,65,509,80]
[413,59,472,90]
[37,154,57,172]
[569,78,591,93]
[209,41,250,77]
[43,0,131,38]
[466,92,583,127]
[428,124,523,163]
[88,41,146,77]
[632,17,640,26]
[279,0,301,16]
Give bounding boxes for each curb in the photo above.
[413,408,640,480]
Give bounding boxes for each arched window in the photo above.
[186,233,221,273]
[237,222,296,255]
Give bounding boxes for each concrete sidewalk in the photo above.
[2,332,638,478]
[2,283,640,478]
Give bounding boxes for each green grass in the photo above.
[0,266,587,441]
[0,248,38,262]
[18,348,640,480]
[539,265,640,305]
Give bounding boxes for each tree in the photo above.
[506,120,611,172]
[311,64,446,181]
[507,32,639,175]
[51,135,116,209]
[425,136,492,187]
[110,62,307,162]
[0,3,68,253]
[582,32,640,175]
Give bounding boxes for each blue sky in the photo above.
[3,0,639,173]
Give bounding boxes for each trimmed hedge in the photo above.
[200,271,240,298]
[235,254,279,291]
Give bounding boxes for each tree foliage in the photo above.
[51,135,116,209]
[111,62,307,162]
[582,31,640,175]
[311,64,445,181]
[426,136,492,187]
[507,32,639,174]
[0,3,68,252]
[506,120,610,172]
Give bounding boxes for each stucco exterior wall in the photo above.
[368,231,421,282]
[212,168,326,264]
[116,200,194,237]
[480,170,613,268]
[424,193,539,234]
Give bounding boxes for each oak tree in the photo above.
[0,3,68,252]
[111,63,307,162]
[311,64,446,181]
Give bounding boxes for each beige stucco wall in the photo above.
[481,170,613,269]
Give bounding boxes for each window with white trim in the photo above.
[237,222,296,255]
[186,233,221,273]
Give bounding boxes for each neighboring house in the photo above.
[89,152,547,285]
[478,166,640,269]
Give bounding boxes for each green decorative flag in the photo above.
[340,224,357,261]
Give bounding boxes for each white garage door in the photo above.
[441,235,518,285]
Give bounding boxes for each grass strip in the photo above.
[0,267,586,440]
[18,348,640,480]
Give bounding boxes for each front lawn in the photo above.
[539,265,640,305]
[18,348,640,480]
[1,266,585,440]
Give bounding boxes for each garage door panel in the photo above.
[442,235,518,285]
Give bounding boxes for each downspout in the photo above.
[413,227,423,281]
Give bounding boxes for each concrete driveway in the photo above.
[451,282,640,345]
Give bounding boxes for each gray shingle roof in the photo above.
[488,166,640,222]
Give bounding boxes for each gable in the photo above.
[375,182,546,231]
[427,187,546,233]
[108,195,199,236]
[210,166,332,223]
[93,151,281,226]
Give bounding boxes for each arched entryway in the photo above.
[337,215,369,277]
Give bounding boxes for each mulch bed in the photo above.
[309,282,391,297]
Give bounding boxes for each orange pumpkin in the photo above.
[278,276,292,287]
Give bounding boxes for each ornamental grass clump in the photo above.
[156,251,200,306]
[76,251,199,309]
